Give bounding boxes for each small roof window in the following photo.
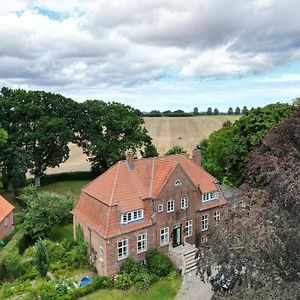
[175,180,181,186]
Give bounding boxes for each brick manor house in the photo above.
[72,149,228,276]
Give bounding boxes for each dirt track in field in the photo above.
[46,115,239,174]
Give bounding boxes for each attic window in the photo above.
[202,192,219,202]
[121,209,144,225]
[175,180,181,186]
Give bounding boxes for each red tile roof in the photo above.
[73,154,222,238]
[0,195,14,223]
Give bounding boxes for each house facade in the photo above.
[72,150,227,276]
[0,195,15,240]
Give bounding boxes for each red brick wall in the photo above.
[0,211,14,240]
[154,164,200,249]
[106,225,157,276]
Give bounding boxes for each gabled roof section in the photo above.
[82,154,219,212]
[82,157,177,212]
[162,154,218,193]
[0,195,14,223]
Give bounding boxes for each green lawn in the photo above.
[80,277,182,300]
[39,180,90,196]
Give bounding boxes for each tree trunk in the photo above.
[34,176,41,187]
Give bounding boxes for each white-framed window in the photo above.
[118,239,128,260]
[167,200,174,213]
[214,210,221,224]
[99,242,104,261]
[201,236,208,244]
[202,192,219,202]
[4,217,8,227]
[185,220,193,237]
[137,233,147,253]
[121,209,144,225]
[158,204,163,213]
[202,214,209,231]
[160,227,169,246]
[181,196,188,209]
[175,180,181,186]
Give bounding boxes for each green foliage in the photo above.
[34,239,50,277]
[0,87,78,189]
[228,107,233,115]
[20,187,74,239]
[141,143,159,158]
[40,171,94,186]
[207,107,213,115]
[242,106,248,114]
[165,145,188,156]
[75,100,154,175]
[119,257,159,292]
[199,103,294,186]
[234,107,241,115]
[0,251,25,281]
[0,124,7,146]
[145,249,175,277]
[214,108,219,115]
[114,273,133,290]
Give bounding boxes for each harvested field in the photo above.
[46,115,239,174]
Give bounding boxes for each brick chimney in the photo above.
[192,149,201,165]
[125,149,134,170]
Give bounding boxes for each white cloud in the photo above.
[257,74,300,83]
[0,0,299,108]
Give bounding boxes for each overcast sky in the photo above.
[1,0,300,111]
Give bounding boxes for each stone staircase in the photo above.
[170,243,199,274]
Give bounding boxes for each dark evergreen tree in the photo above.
[34,239,50,277]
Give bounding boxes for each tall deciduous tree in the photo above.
[207,107,213,115]
[0,124,7,145]
[199,103,294,186]
[75,100,155,175]
[193,107,199,115]
[214,108,219,115]
[0,87,78,188]
[234,106,241,115]
[228,107,233,115]
[242,106,248,114]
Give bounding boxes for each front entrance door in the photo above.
[172,224,181,247]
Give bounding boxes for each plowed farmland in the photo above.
[46,115,239,174]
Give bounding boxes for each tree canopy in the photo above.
[20,187,74,239]
[74,100,155,174]
[197,107,300,299]
[198,103,294,186]
[165,145,188,156]
[0,87,78,188]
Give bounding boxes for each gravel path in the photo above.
[175,270,213,300]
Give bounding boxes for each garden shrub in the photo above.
[120,257,147,279]
[134,271,159,292]
[145,249,175,277]
[114,273,133,290]
[0,251,25,281]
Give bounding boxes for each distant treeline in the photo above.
[140,106,249,117]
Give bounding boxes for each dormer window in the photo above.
[175,180,181,186]
[121,209,144,225]
[202,191,219,202]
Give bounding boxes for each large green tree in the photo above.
[199,103,294,186]
[0,87,78,188]
[0,124,7,145]
[75,100,155,174]
[197,107,300,299]
[20,187,74,239]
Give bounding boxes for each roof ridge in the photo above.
[109,161,121,206]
